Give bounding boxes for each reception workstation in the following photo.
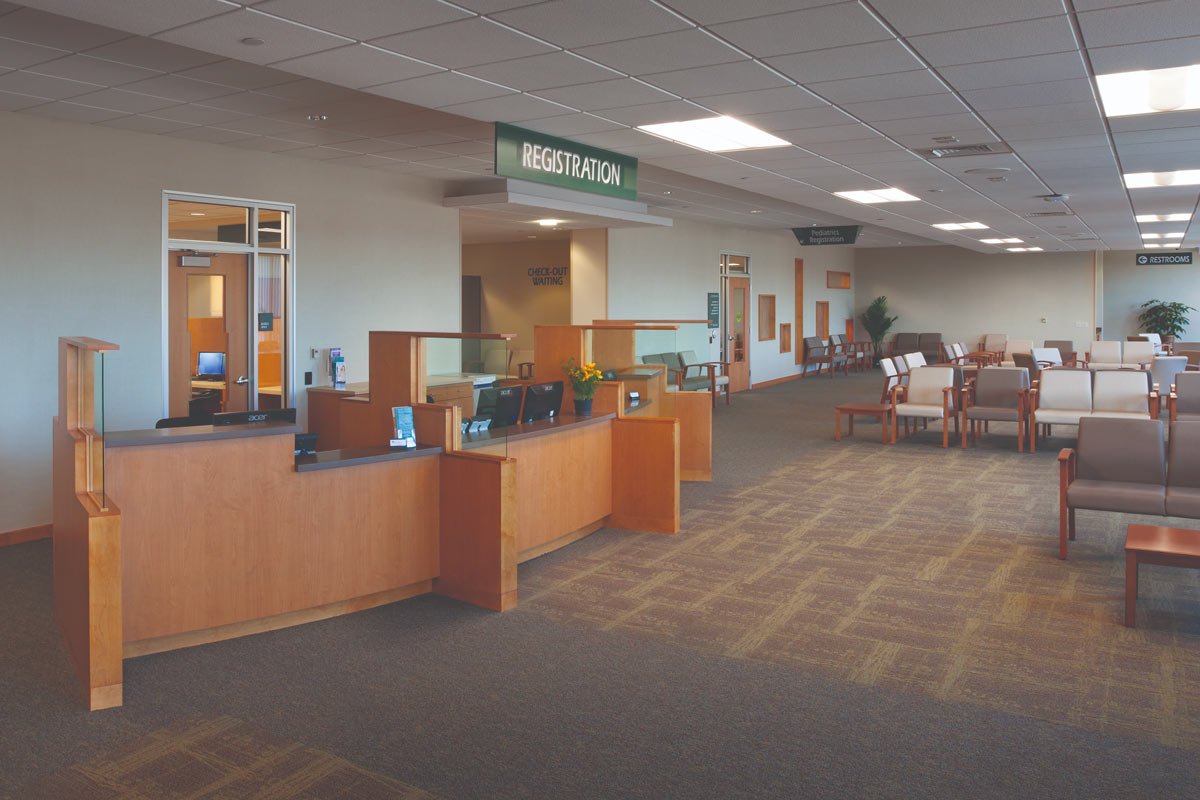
[54,329,688,710]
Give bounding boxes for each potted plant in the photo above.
[563,358,602,417]
[1137,299,1195,344]
[859,296,898,365]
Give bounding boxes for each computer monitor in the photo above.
[521,380,563,423]
[196,351,226,378]
[475,385,523,428]
[212,407,296,426]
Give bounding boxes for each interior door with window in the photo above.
[168,251,250,419]
[725,276,751,393]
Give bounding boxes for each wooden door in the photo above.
[725,276,751,393]
[815,301,830,339]
[168,251,249,418]
[794,259,804,364]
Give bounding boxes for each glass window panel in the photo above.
[168,200,249,243]
[255,254,286,408]
[258,208,288,248]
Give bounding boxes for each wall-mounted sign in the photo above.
[707,292,720,328]
[257,312,274,332]
[529,266,568,286]
[1136,252,1193,265]
[495,122,638,200]
[792,226,861,246]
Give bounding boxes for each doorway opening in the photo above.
[720,253,751,393]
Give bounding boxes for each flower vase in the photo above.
[573,397,593,417]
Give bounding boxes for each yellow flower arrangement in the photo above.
[563,358,603,399]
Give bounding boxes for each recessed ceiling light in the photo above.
[1141,232,1185,239]
[1144,243,1163,248]
[1097,64,1200,117]
[637,116,789,152]
[1006,247,1043,252]
[932,222,988,230]
[188,212,206,217]
[750,209,763,214]
[981,237,1023,244]
[1136,213,1191,222]
[1124,170,1200,188]
[834,188,919,204]
[240,37,265,46]
[662,190,671,195]
[535,219,563,227]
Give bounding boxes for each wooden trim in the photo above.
[59,336,120,351]
[436,452,518,612]
[611,416,679,533]
[519,519,606,563]
[794,259,804,365]
[757,294,776,341]
[595,319,708,325]
[124,581,431,658]
[371,330,517,340]
[0,523,51,547]
[780,323,792,353]
[826,271,851,289]
[751,373,802,390]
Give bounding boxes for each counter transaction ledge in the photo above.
[53,332,683,710]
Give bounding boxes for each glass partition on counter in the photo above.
[421,334,513,457]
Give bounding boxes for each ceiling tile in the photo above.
[595,98,710,126]
[97,113,195,134]
[155,9,352,65]
[450,0,543,12]
[867,0,1066,36]
[0,37,68,69]
[871,112,987,136]
[766,40,924,83]
[887,127,999,149]
[121,73,241,102]
[254,0,472,41]
[494,0,690,48]
[260,124,358,145]
[741,105,857,132]
[0,88,45,110]
[978,101,1099,126]
[216,115,311,137]
[255,77,359,103]
[26,99,126,122]
[965,79,1097,111]
[328,152,406,168]
[1078,0,1200,48]
[938,52,1088,91]
[534,77,677,110]
[658,0,838,26]
[364,71,510,106]
[147,103,248,124]
[643,59,789,97]
[1087,36,1200,73]
[693,85,826,116]
[196,89,301,115]
[283,144,356,160]
[71,86,179,113]
[809,70,948,105]
[709,3,893,58]
[370,18,554,69]
[14,0,232,36]
[805,136,905,156]
[273,44,439,88]
[517,112,626,136]
[459,51,621,92]
[907,16,1079,66]
[0,7,126,51]
[177,60,300,90]
[990,119,1107,140]
[575,29,744,76]
[0,68,98,98]
[222,135,310,152]
[774,123,878,145]
[439,92,575,121]
[842,93,969,122]
[83,37,223,72]
[1108,108,1200,132]
[166,125,255,143]
[28,53,160,85]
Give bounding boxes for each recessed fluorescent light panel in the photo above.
[1006,247,1043,252]
[535,218,563,227]
[1124,170,1200,188]
[1136,213,1191,222]
[932,222,988,230]
[1097,64,1200,117]
[1141,232,1185,239]
[1143,243,1180,249]
[834,188,920,204]
[637,116,789,152]
[981,238,1023,244]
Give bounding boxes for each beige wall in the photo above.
[854,246,1098,352]
[462,239,572,352]
[1101,249,1200,341]
[607,219,856,385]
[570,229,608,325]
[0,111,461,532]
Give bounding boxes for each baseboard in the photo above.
[518,519,606,563]
[752,373,803,390]
[0,524,51,548]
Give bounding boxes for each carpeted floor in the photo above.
[3,371,1200,799]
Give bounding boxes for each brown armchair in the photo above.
[677,350,731,407]
[1170,372,1200,421]
[961,366,1030,451]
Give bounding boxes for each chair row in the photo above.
[889,333,942,364]
[802,335,873,377]
[640,350,731,406]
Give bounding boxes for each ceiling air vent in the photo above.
[924,143,1012,158]
[1026,211,1075,217]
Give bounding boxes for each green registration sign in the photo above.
[495,122,638,201]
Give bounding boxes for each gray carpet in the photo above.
[3,372,1198,799]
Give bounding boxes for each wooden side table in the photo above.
[1124,524,1200,627]
[834,402,891,444]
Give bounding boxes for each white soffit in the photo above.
[444,178,673,229]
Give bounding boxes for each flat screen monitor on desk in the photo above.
[475,386,523,428]
[212,407,296,426]
[522,381,563,423]
[196,351,226,379]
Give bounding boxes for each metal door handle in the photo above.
[235,376,249,385]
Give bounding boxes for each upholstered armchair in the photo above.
[1170,372,1200,421]
[902,351,927,370]
[1122,340,1155,368]
[879,358,902,404]
[1167,421,1200,517]
[980,333,1007,360]
[1000,338,1033,367]
[961,367,1030,451]
[891,332,919,357]
[678,350,731,406]
[1150,356,1187,412]
[1091,369,1156,420]
[802,336,834,378]
[890,366,957,447]
[1086,340,1122,369]
[1057,417,1166,559]
[1044,339,1077,365]
[918,333,943,364]
[1029,369,1093,452]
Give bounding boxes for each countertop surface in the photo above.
[106,421,299,448]
[460,412,616,449]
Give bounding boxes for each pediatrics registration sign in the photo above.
[494,122,638,201]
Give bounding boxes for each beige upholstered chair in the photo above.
[902,351,927,370]
[1029,369,1093,452]
[1031,347,1063,367]
[1150,356,1187,411]
[891,366,957,447]
[1122,340,1155,367]
[1170,372,1200,421]
[1167,421,1200,517]
[981,333,1007,358]
[1000,338,1032,367]
[678,350,731,407]
[1087,340,1122,369]
[1057,417,1166,559]
[1129,333,1164,354]
[1091,369,1155,419]
[879,358,901,404]
[1044,339,1076,364]
[961,366,1030,450]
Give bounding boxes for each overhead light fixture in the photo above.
[981,237,1023,244]
[834,188,919,204]
[1141,232,1186,239]
[1097,64,1200,117]
[750,209,763,214]
[1136,213,1191,222]
[306,113,328,122]
[188,212,206,217]
[240,37,265,46]
[535,218,563,227]
[1006,247,1044,252]
[637,116,789,152]
[1124,170,1200,188]
[932,222,987,230]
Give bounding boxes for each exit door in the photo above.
[725,276,751,393]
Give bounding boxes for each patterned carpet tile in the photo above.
[521,441,1200,749]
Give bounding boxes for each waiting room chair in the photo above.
[1057,417,1165,559]
[1011,352,1040,385]
[1031,347,1063,368]
[1000,338,1033,367]
[902,351,927,370]
[640,352,681,387]
[980,333,1007,359]
[1029,369,1093,452]
[961,366,1030,451]
[1087,340,1122,369]
[1044,340,1076,364]
[1150,356,1187,412]
[1166,421,1200,517]
[879,358,902,404]
[1122,340,1155,368]
[891,332,919,357]
[678,350,731,407]
[1129,333,1164,354]
[1091,369,1156,420]
[891,366,957,447]
[802,337,837,378]
[1170,372,1200,421]
[829,334,856,373]
[918,333,943,363]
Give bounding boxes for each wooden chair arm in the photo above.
[1058,447,1077,486]
[1028,387,1040,412]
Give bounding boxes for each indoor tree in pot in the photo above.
[859,295,898,365]
[1137,299,1195,345]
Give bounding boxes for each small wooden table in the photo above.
[1124,524,1200,627]
[834,402,891,443]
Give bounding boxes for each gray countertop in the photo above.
[105,421,299,448]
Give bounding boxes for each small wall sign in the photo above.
[1136,252,1193,265]
[792,226,861,246]
[529,266,568,286]
[257,312,274,331]
[707,292,720,328]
